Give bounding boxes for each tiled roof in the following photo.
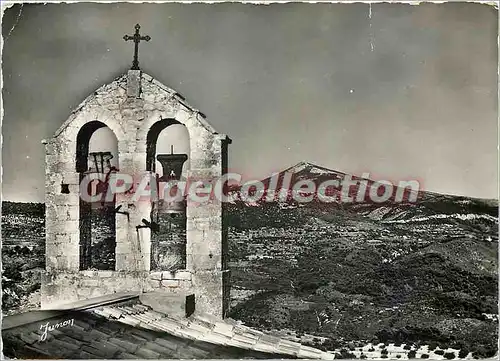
[2,294,333,360]
[2,308,289,359]
[91,299,333,359]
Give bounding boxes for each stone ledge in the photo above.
[160,280,179,288]
[149,270,192,281]
[44,270,151,279]
[42,291,140,312]
[79,270,116,278]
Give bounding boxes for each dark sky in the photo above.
[1,2,498,202]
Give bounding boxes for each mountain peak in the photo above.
[295,161,316,168]
[284,161,345,176]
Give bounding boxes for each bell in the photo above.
[156,153,188,215]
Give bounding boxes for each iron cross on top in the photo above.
[123,24,151,70]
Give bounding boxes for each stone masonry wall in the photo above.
[42,70,230,317]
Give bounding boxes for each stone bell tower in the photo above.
[41,25,231,318]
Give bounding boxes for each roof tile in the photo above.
[149,319,183,333]
[128,328,159,342]
[77,349,102,359]
[176,344,211,358]
[118,315,142,327]
[190,316,216,330]
[81,344,117,358]
[115,351,142,359]
[232,333,258,345]
[56,335,85,348]
[40,339,74,358]
[252,342,279,354]
[132,312,162,323]
[91,322,123,336]
[24,344,55,358]
[107,337,140,353]
[63,327,98,342]
[92,339,127,354]
[229,339,257,350]
[147,310,165,319]
[185,320,211,334]
[202,333,232,346]
[298,345,325,359]
[18,332,41,345]
[135,346,161,359]
[46,328,64,337]
[243,328,264,337]
[277,342,301,356]
[154,336,182,351]
[132,303,151,312]
[141,340,177,355]
[88,328,111,340]
[213,322,234,337]
[94,307,114,318]
[177,326,206,340]
[121,306,142,315]
[51,338,81,351]
[73,319,92,330]
[280,338,302,347]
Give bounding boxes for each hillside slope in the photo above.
[227,162,498,358]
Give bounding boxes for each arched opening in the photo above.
[146,119,190,272]
[146,119,187,172]
[76,121,118,271]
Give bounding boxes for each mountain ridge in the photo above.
[237,161,499,204]
[1,161,498,205]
